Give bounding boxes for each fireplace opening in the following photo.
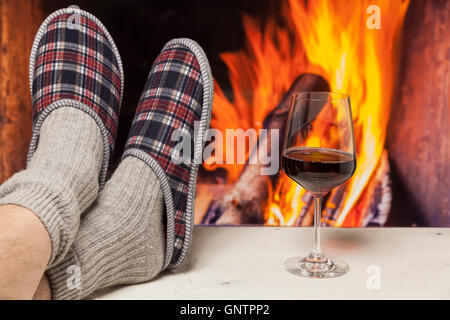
[198,0,409,228]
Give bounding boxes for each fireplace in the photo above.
[0,0,448,227]
[198,0,406,228]
[195,0,449,227]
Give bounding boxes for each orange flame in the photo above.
[206,0,409,226]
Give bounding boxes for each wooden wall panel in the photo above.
[0,0,43,183]
[387,0,449,226]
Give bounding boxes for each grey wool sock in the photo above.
[46,156,165,300]
[0,108,103,267]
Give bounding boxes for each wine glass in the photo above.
[282,92,356,278]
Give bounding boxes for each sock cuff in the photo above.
[0,171,80,267]
[28,101,110,190]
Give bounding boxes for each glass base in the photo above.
[285,251,349,279]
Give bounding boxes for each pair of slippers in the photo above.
[29,7,213,270]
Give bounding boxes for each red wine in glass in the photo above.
[282,147,356,196]
[282,91,356,279]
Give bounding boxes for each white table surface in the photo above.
[96,227,450,300]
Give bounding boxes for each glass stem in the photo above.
[313,196,322,255]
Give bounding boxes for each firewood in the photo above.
[203,168,272,225]
[293,191,314,226]
[358,150,392,227]
[206,74,330,225]
[292,151,391,227]
[322,183,347,225]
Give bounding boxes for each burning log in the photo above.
[321,150,391,227]
[288,150,391,227]
[203,74,330,225]
[202,169,272,225]
[321,183,347,226]
[293,192,314,226]
[359,150,391,226]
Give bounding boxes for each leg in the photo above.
[123,38,214,270]
[0,7,123,299]
[0,205,51,299]
[33,276,51,300]
[46,157,165,299]
[45,38,213,299]
[0,108,102,299]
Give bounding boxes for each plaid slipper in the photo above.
[28,7,124,188]
[123,38,213,270]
